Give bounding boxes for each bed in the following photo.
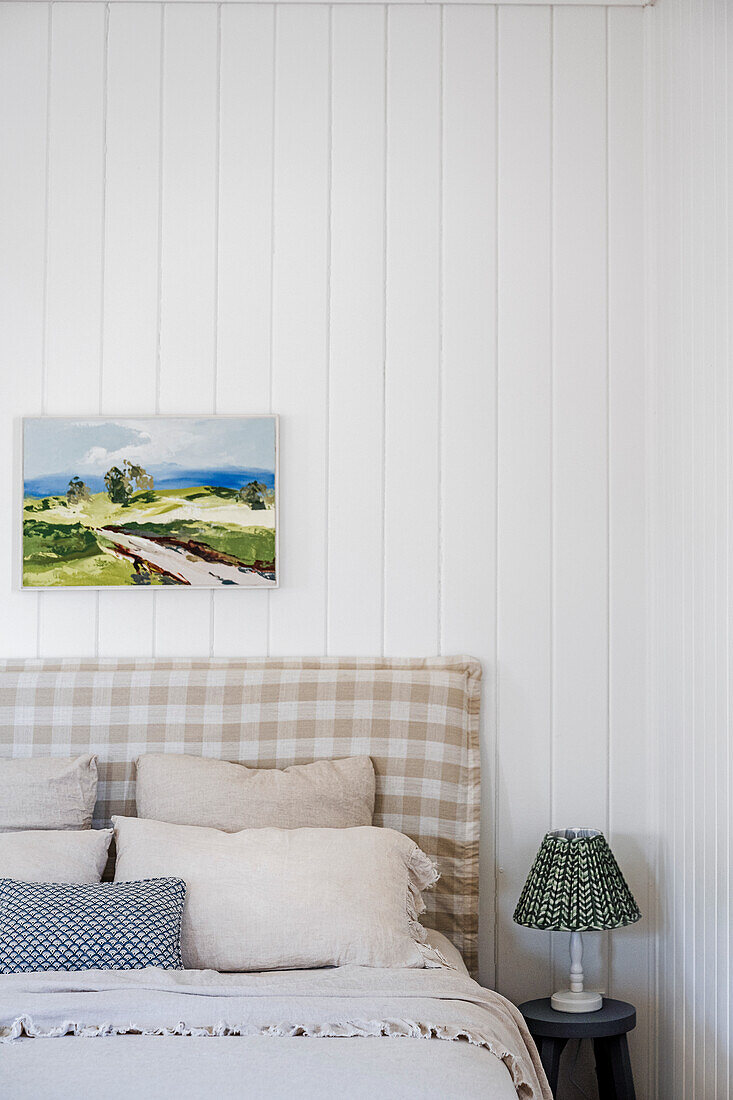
[0,657,550,1100]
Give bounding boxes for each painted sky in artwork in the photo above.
[24,417,275,479]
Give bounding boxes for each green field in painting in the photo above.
[22,486,275,588]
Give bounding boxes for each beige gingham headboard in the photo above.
[0,656,482,974]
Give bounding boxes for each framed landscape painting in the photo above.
[21,416,278,589]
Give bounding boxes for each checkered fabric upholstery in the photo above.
[0,657,482,974]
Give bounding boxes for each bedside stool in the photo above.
[518,997,636,1100]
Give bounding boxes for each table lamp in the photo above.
[513,828,641,1013]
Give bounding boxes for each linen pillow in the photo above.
[135,753,375,831]
[0,829,112,883]
[0,755,98,831]
[0,877,186,973]
[113,817,442,972]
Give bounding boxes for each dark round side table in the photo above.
[518,998,636,1100]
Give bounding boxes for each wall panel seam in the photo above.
[37,1,54,659]
[266,3,278,657]
[437,1,444,658]
[95,0,111,661]
[383,4,387,655]
[548,0,555,984]
[719,0,727,1081]
[98,1,110,420]
[151,2,166,659]
[641,7,656,1088]
[213,0,222,421]
[154,3,165,419]
[604,1,611,998]
[209,0,222,658]
[492,0,500,985]
[324,3,333,655]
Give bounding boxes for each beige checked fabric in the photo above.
[0,657,482,974]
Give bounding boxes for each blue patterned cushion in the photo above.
[0,878,186,973]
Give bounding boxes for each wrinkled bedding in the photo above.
[0,966,551,1100]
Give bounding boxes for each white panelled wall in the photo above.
[0,2,660,1095]
[646,1,733,1098]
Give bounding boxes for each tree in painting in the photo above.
[104,465,133,505]
[124,460,154,492]
[66,477,91,506]
[238,480,267,510]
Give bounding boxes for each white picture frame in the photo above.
[20,415,279,590]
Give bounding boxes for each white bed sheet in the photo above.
[1,1033,518,1100]
[0,933,549,1100]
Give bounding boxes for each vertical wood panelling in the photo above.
[649,0,733,1094]
[212,4,275,656]
[672,0,689,1081]
[551,5,609,992]
[697,8,717,1095]
[98,3,162,657]
[155,3,218,656]
[327,4,385,656]
[39,2,106,657]
[157,4,218,417]
[655,0,677,1086]
[607,9,649,1096]
[101,5,161,416]
[692,47,709,1096]
[714,3,731,1091]
[43,2,107,416]
[383,5,441,656]
[674,5,686,1065]
[441,3,496,987]
[2,4,658,1087]
[672,0,689,1089]
[680,4,695,1080]
[0,4,48,655]
[495,3,552,1005]
[268,4,330,655]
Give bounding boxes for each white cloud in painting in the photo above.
[24,417,275,479]
[80,421,196,472]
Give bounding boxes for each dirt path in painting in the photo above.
[96,529,274,587]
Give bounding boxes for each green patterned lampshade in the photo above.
[513,828,641,932]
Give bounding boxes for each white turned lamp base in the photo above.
[551,930,603,1013]
[551,989,603,1013]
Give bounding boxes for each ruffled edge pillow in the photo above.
[113,818,447,972]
